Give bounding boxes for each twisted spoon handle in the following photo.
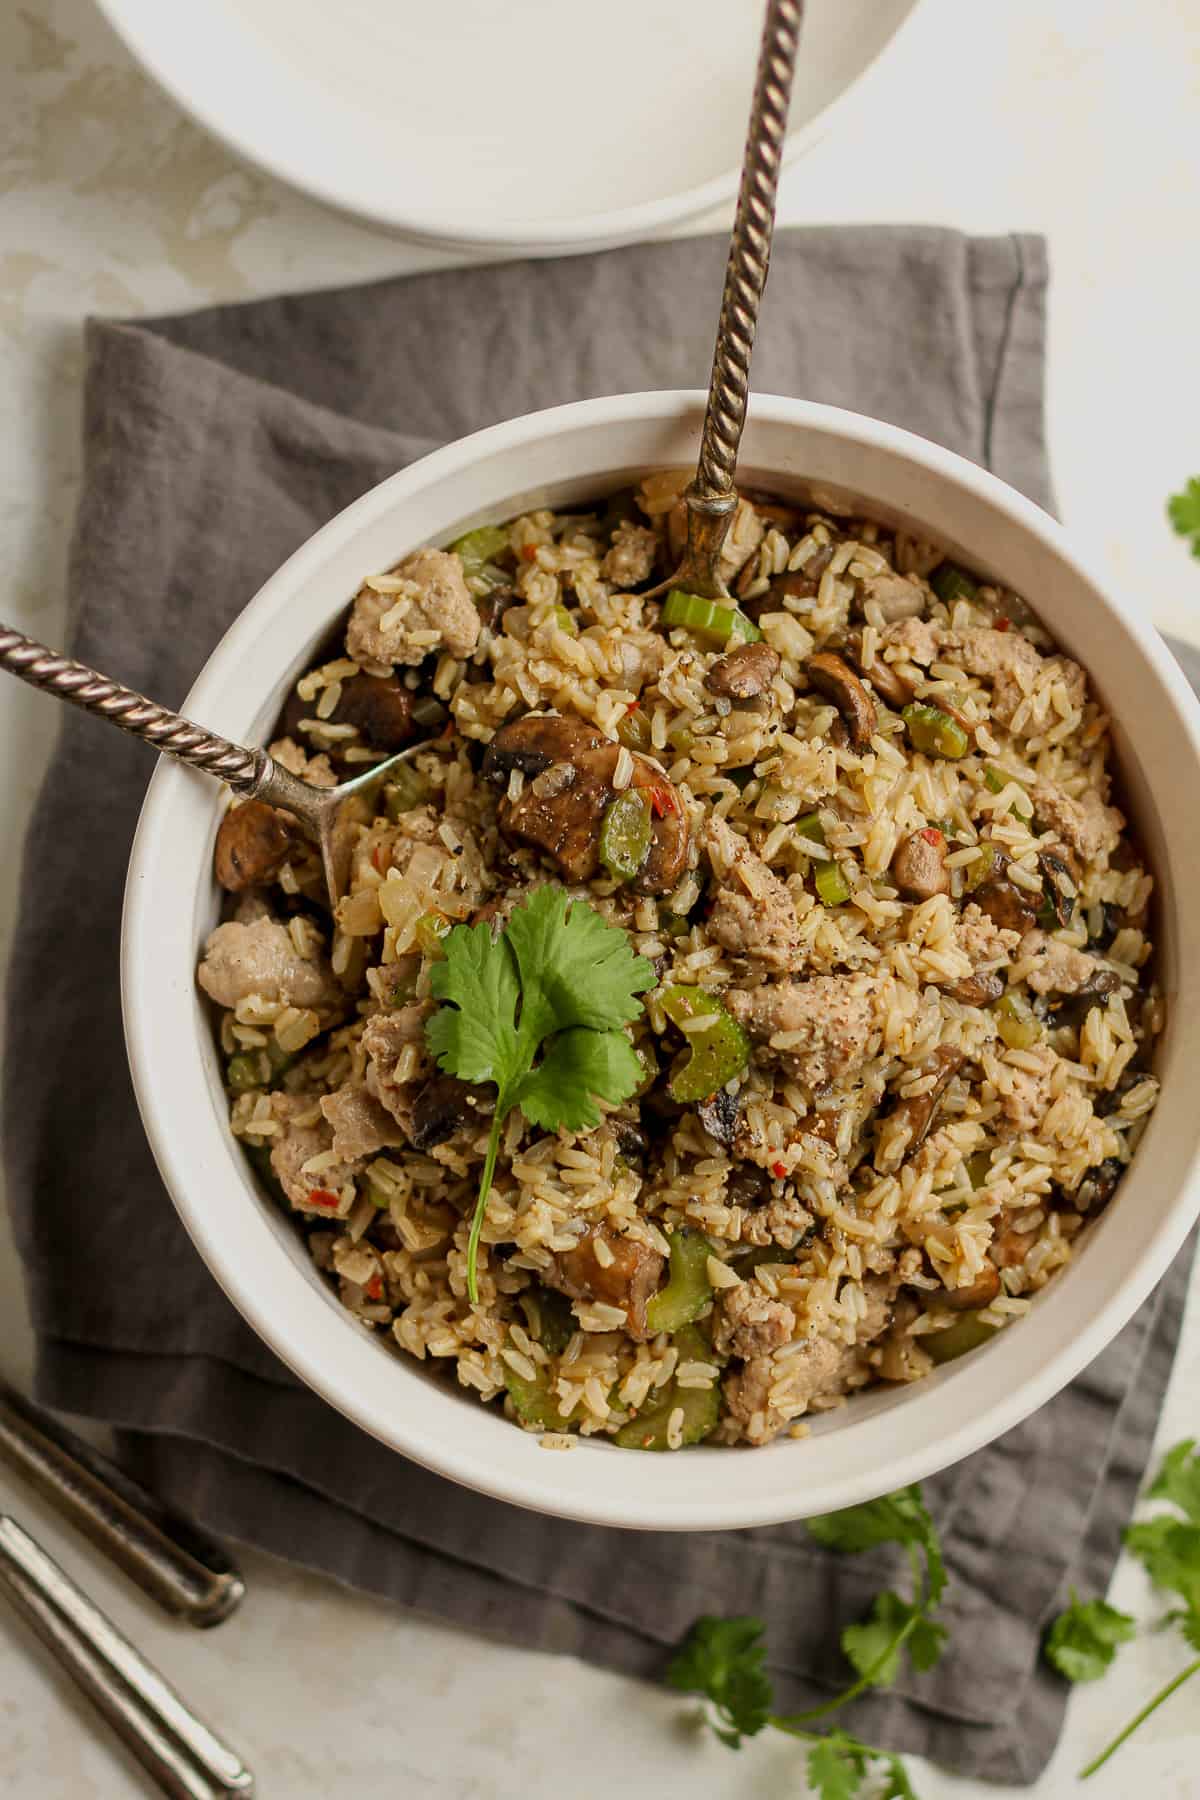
[0,625,267,793]
[694,0,803,504]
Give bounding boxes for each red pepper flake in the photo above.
[626,700,640,714]
[771,1161,788,1179]
[919,827,944,845]
[366,1274,384,1301]
[521,543,538,562]
[649,783,675,818]
[995,616,1011,632]
[307,1189,339,1211]
[371,843,387,872]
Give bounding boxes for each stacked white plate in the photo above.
[96,0,923,251]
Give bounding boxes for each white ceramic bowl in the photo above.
[123,392,1200,1531]
[94,0,924,252]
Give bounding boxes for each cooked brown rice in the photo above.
[197,473,1161,1450]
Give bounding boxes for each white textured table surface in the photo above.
[2,0,1200,1793]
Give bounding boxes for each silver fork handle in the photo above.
[694,0,803,505]
[0,1517,254,1799]
[0,1383,244,1627]
[0,623,266,793]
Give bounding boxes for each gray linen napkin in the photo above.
[4,228,1192,1786]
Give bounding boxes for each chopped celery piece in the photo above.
[926,1313,996,1365]
[383,764,429,819]
[226,1052,263,1094]
[660,588,761,646]
[644,1230,713,1335]
[415,910,453,959]
[531,1288,576,1356]
[795,811,826,844]
[599,790,652,883]
[503,1357,573,1432]
[902,703,970,760]
[660,985,750,1102]
[963,841,1000,894]
[965,1151,993,1189]
[613,1323,720,1450]
[814,860,851,907]
[616,707,653,754]
[451,524,510,577]
[228,1040,293,1093]
[994,990,1041,1050]
[929,561,979,605]
[551,604,577,637]
[983,764,1032,821]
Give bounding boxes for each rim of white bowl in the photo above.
[92,0,927,250]
[123,391,1200,1529]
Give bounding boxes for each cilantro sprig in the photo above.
[1168,478,1200,561]
[667,1484,946,1798]
[1046,1438,1200,1777]
[424,885,654,1301]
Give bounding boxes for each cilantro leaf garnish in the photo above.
[425,885,654,1300]
[665,1616,772,1747]
[1044,1591,1135,1684]
[1146,1437,1200,1524]
[1045,1440,1200,1778]
[1168,478,1200,560]
[666,1483,947,1795]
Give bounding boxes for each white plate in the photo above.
[95,0,923,252]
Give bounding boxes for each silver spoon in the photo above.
[645,0,804,600]
[0,1,801,878]
[0,625,429,908]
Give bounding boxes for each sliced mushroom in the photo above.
[805,652,877,750]
[704,641,781,701]
[697,1088,741,1146]
[891,828,950,900]
[481,713,606,783]
[1038,850,1077,929]
[547,1225,665,1341]
[1072,1157,1123,1211]
[407,1075,490,1153]
[482,713,688,895]
[887,1048,963,1155]
[942,1262,1001,1311]
[992,1212,1039,1269]
[743,547,834,622]
[611,1118,649,1165]
[972,853,1038,934]
[214,799,296,892]
[940,970,1006,1007]
[280,672,433,759]
[845,631,915,709]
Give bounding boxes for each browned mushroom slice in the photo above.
[1038,850,1078,929]
[742,547,834,622]
[547,1225,665,1341]
[407,1075,490,1153]
[940,970,1006,1007]
[942,1262,1001,1310]
[482,713,688,895]
[972,853,1038,934]
[697,1088,741,1146]
[280,672,435,758]
[704,641,781,701]
[214,799,296,892]
[805,651,877,750]
[481,713,607,784]
[845,630,915,709]
[891,828,950,900]
[888,1047,963,1154]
